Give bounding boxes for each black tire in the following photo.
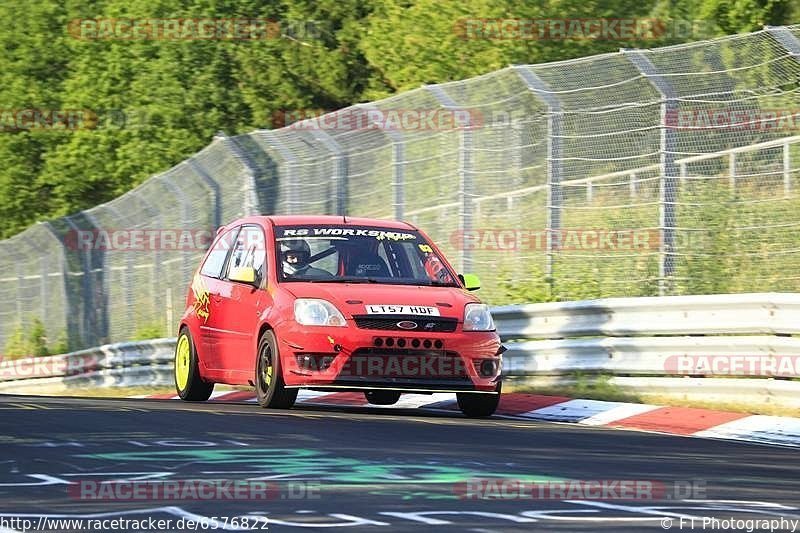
[457,382,501,418]
[255,329,298,409]
[364,390,402,405]
[175,327,214,401]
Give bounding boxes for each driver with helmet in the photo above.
[280,239,332,278]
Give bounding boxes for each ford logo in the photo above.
[396,320,418,330]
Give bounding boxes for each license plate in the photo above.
[365,305,440,316]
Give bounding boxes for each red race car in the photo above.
[174,215,504,417]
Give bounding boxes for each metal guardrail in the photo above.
[495,292,800,408]
[492,292,800,340]
[0,338,176,392]
[0,293,797,405]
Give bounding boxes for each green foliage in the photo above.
[4,318,50,358]
[132,322,167,341]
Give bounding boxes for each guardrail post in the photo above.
[512,66,563,291]
[310,129,348,215]
[217,132,261,216]
[260,132,298,214]
[623,50,679,296]
[426,84,474,273]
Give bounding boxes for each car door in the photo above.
[196,226,240,370]
[216,224,270,377]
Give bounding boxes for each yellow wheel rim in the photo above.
[261,345,273,387]
[175,334,191,391]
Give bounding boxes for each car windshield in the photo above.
[274,225,459,287]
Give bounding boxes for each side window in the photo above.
[200,227,239,279]
[225,225,266,284]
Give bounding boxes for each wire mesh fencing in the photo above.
[3,25,800,352]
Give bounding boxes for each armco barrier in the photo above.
[491,293,800,340]
[0,338,176,393]
[495,292,800,408]
[0,293,798,405]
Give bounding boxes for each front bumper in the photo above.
[277,320,503,393]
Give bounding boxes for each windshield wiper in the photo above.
[428,280,460,287]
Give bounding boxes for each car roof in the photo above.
[251,215,417,231]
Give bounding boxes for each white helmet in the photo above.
[281,239,312,275]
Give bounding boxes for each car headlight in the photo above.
[463,303,495,331]
[294,299,347,327]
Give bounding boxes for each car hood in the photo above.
[281,282,480,319]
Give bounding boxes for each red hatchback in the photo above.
[174,215,504,417]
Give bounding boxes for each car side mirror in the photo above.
[459,273,481,291]
[229,266,257,286]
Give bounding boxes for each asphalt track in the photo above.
[1,394,798,533]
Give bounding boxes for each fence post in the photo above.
[310,129,348,215]
[188,157,222,228]
[765,27,800,199]
[784,141,792,196]
[358,104,406,220]
[160,178,193,286]
[127,192,163,330]
[63,215,101,347]
[765,25,800,59]
[624,50,679,296]
[260,131,298,214]
[217,132,260,216]
[40,221,70,350]
[103,204,136,338]
[425,84,474,273]
[512,66,563,292]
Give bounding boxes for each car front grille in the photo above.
[352,315,458,332]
